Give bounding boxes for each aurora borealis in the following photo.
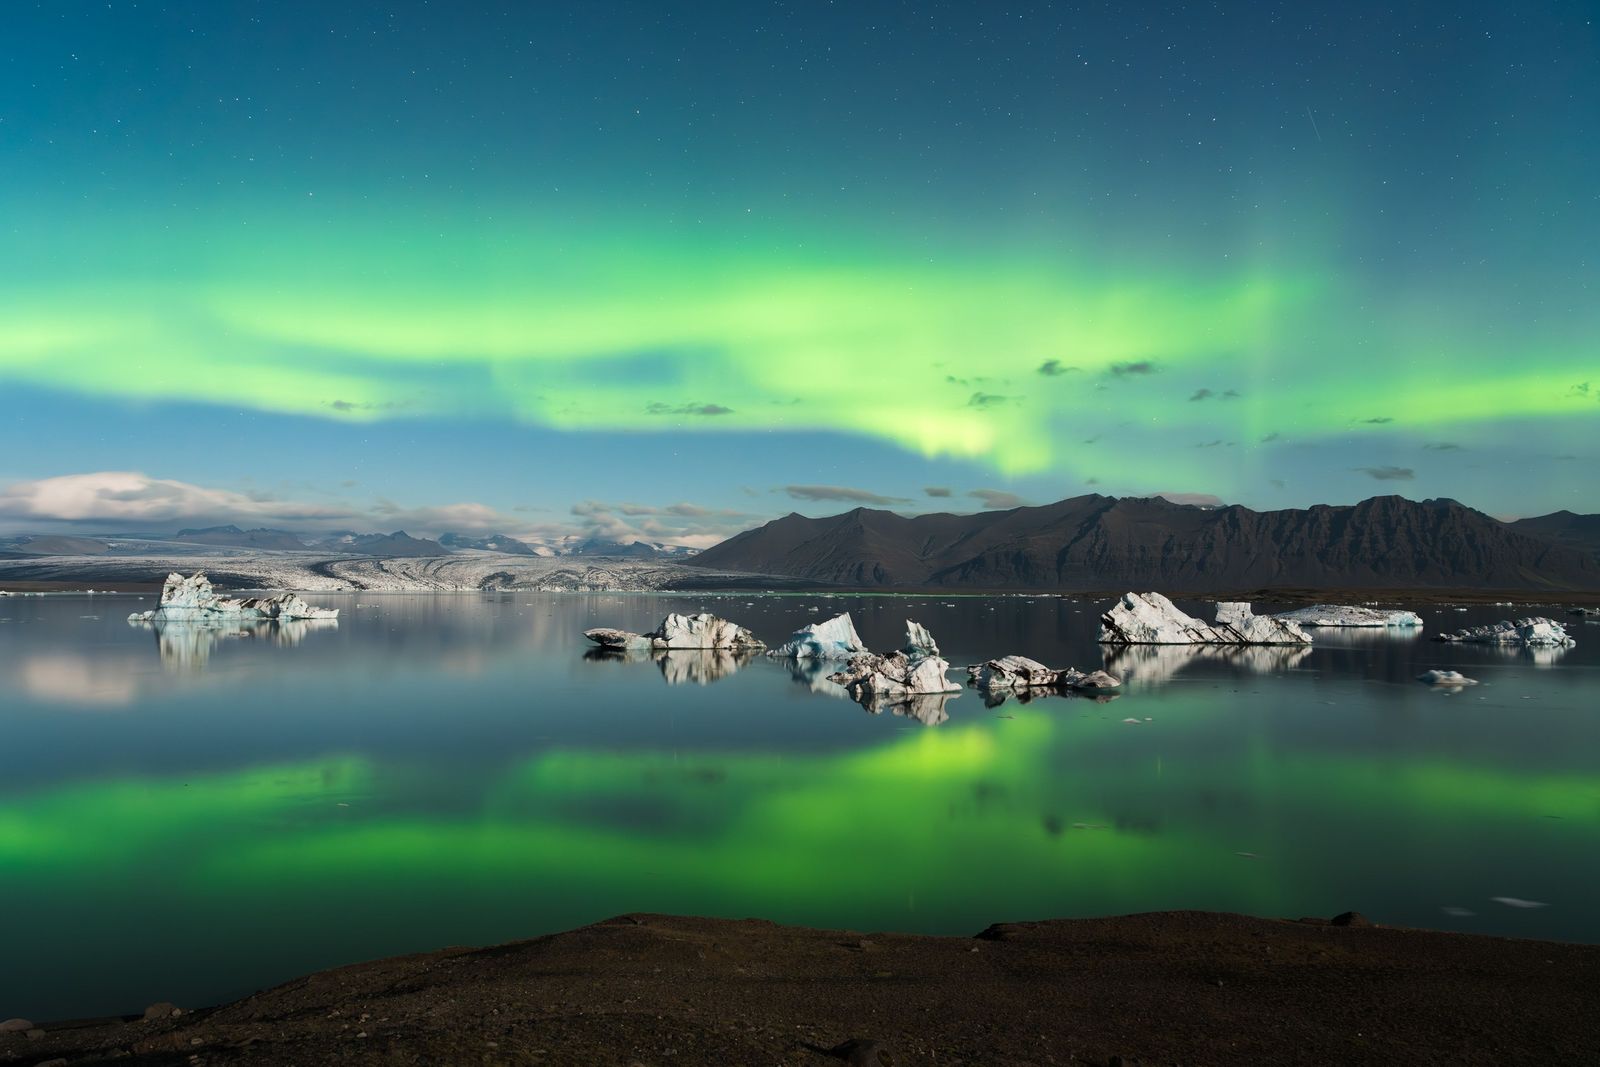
[2,2,1596,539]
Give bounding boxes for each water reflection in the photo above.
[854,690,956,725]
[582,646,753,685]
[1102,643,1313,687]
[780,657,850,699]
[977,686,1120,709]
[131,617,339,673]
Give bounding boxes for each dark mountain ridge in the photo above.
[173,525,308,550]
[690,495,1600,591]
[438,532,538,555]
[1509,511,1600,559]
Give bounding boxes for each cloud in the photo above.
[969,488,1027,509]
[1037,359,1079,377]
[1189,388,1215,401]
[1260,432,1281,443]
[784,485,911,505]
[1355,465,1414,481]
[644,402,733,416]
[1569,382,1592,398]
[967,392,1017,409]
[0,471,355,528]
[1423,442,1463,451]
[923,487,952,497]
[1156,492,1225,507]
[1360,416,1394,425]
[567,498,758,548]
[1108,361,1159,377]
[0,471,752,550]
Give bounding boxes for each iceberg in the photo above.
[768,612,868,659]
[1417,669,1478,686]
[583,612,765,652]
[1099,592,1310,646]
[827,620,960,702]
[1434,617,1575,648]
[1275,605,1423,628]
[127,572,338,624]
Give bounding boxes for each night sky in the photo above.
[2,1,1595,544]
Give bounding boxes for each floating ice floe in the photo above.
[127,572,338,624]
[1099,592,1311,646]
[1274,604,1424,628]
[966,655,1121,693]
[1417,669,1478,686]
[584,612,765,652]
[828,620,961,702]
[767,612,868,659]
[1433,617,1575,648]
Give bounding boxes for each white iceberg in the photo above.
[768,612,868,659]
[584,612,765,652]
[1434,617,1575,648]
[1099,593,1310,646]
[1275,605,1423,628]
[828,620,960,701]
[1417,669,1478,686]
[127,572,338,624]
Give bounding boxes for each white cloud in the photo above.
[0,471,765,549]
[0,471,354,526]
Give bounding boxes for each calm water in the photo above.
[2,591,1597,1020]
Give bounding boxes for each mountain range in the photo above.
[0,527,698,560]
[689,495,1600,591]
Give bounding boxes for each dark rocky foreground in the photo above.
[5,911,1597,1066]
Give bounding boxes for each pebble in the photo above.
[0,1018,33,1033]
[143,1002,182,1021]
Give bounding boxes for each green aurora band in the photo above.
[3,206,1595,482]
[5,712,1596,931]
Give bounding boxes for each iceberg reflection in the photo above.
[852,690,955,726]
[1103,642,1312,688]
[129,617,339,673]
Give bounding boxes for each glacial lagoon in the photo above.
[1,591,1597,1020]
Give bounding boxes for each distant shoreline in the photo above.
[7,910,1596,1065]
[6,570,1600,606]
